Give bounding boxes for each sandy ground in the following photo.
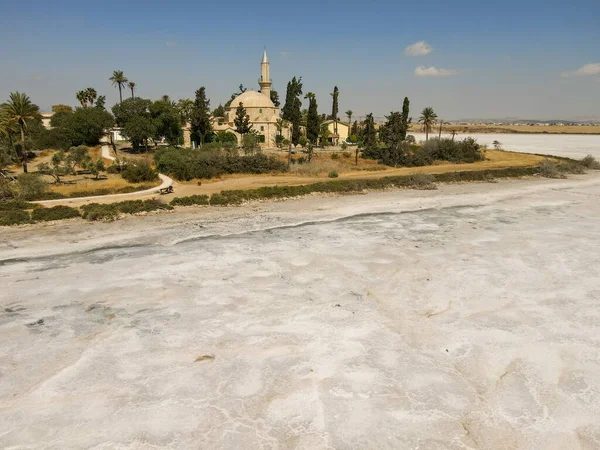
[1,174,600,449]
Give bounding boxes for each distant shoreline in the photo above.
[409,124,600,135]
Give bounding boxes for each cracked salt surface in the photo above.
[1,176,600,449]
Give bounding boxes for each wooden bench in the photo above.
[159,185,174,195]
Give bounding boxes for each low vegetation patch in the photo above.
[121,162,159,183]
[170,195,210,206]
[32,205,80,222]
[290,159,345,177]
[580,155,600,170]
[81,199,172,221]
[363,137,485,168]
[80,203,120,221]
[401,173,436,189]
[537,160,566,179]
[0,210,32,226]
[154,147,287,181]
[0,200,41,211]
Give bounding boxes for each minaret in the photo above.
[259,49,272,99]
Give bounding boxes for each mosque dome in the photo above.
[229,90,274,109]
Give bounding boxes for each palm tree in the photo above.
[161,95,171,103]
[76,90,88,107]
[345,110,353,128]
[109,70,128,103]
[128,81,136,98]
[0,110,18,145]
[418,107,438,141]
[275,118,289,138]
[86,88,97,106]
[177,98,193,124]
[1,92,41,173]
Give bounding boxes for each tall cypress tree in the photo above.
[363,113,377,151]
[282,77,303,145]
[331,86,339,138]
[400,96,411,141]
[190,87,212,146]
[234,102,252,135]
[305,93,319,145]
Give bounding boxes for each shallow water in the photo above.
[411,132,600,158]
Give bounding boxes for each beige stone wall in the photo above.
[326,122,350,142]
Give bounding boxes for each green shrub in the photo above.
[216,131,238,145]
[422,138,484,164]
[81,203,120,221]
[331,153,340,160]
[561,163,586,174]
[112,199,173,214]
[81,199,172,220]
[328,170,339,178]
[581,155,600,169]
[537,160,566,178]
[342,151,351,158]
[15,173,49,200]
[434,167,537,182]
[401,173,436,189]
[0,200,41,211]
[170,195,210,206]
[0,179,16,200]
[121,162,159,183]
[106,164,121,174]
[208,193,233,206]
[32,205,80,222]
[154,147,287,181]
[0,210,32,226]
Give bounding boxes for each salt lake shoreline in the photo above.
[3,172,600,262]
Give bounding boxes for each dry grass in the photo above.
[49,174,159,196]
[289,160,348,176]
[88,145,102,160]
[409,124,600,135]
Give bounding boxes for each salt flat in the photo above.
[1,175,600,449]
[411,132,600,159]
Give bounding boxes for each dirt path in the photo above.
[34,144,174,206]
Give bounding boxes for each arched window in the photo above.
[259,109,262,113]
[260,126,264,131]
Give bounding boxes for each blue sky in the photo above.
[1,0,599,120]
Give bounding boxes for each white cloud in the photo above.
[561,63,600,78]
[165,41,177,47]
[404,41,433,56]
[28,75,44,81]
[414,66,460,77]
[280,51,290,57]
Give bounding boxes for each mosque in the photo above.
[184,50,290,148]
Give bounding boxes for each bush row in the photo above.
[0,200,41,211]
[363,138,485,167]
[81,199,173,221]
[169,168,541,207]
[170,195,210,206]
[0,205,80,226]
[154,147,287,181]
